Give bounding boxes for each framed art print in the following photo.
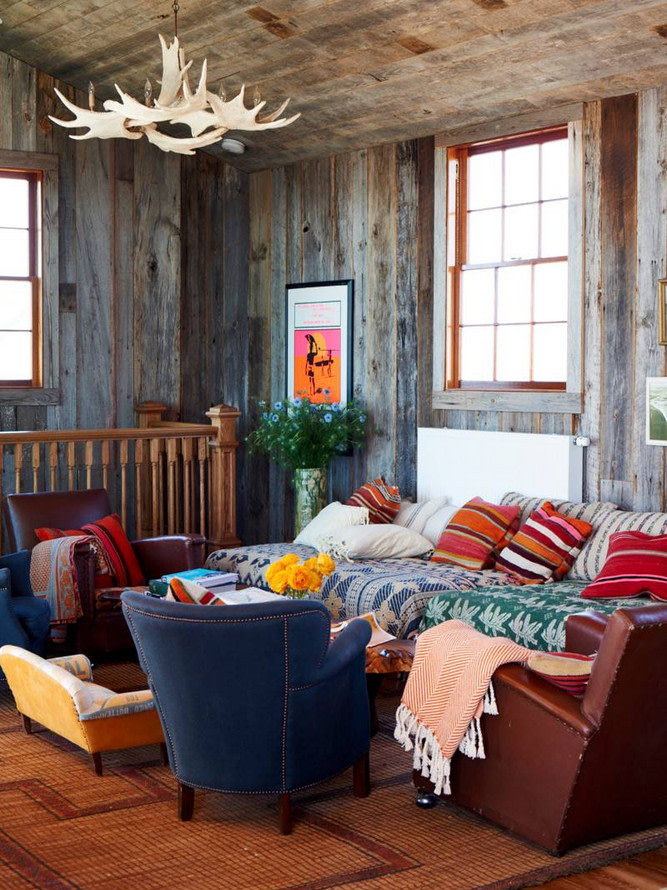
[647,377,667,445]
[286,280,353,405]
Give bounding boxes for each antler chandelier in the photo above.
[49,1,299,156]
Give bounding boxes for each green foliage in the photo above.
[247,395,367,470]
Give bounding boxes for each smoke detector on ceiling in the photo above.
[220,138,246,155]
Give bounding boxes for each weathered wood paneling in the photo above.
[0,48,250,530]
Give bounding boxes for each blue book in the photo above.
[161,568,238,586]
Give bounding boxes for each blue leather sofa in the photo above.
[0,550,50,660]
[121,592,372,832]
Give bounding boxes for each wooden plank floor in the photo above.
[529,847,667,890]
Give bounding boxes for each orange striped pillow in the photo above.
[346,477,401,524]
[430,497,520,570]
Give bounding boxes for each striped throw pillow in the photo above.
[430,497,520,570]
[494,502,593,584]
[347,478,401,524]
[527,651,594,697]
[167,577,226,605]
[581,530,667,601]
[570,509,667,581]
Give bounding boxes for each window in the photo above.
[446,127,569,391]
[0,168,42,388]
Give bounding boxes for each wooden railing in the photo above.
[0,401,240,553]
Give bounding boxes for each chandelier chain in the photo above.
[172,0,180,37]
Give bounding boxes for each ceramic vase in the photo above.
[294,467,327,537]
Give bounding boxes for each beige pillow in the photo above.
[422,504,461,546]
[393,497,451,535]
[294,501,369,550]
[319,525,433,561]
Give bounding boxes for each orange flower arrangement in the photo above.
[266,552,336,599]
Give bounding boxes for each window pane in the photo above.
[533,323,567,382]
[534,261,568,322]
[0,280,32,330]
[0,229,30,277]
[0,331,32,380]
[497,265,531,323]
[541,199,568,257]
[496,325,531,381]
[541,139,568,200]
[460,269,495,325]
[0,178,29,229]
[467,209,502,264]
[504,144,539,205]
[460,326,494,381]
[468,151,502,210]
[504,204,538,261]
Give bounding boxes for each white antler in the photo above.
[49,88,143,141]
[50,36,299,154]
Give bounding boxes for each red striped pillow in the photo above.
[494,502,593,585]
[35,513,145,587]
[430,497,520,570]
[527,651,594,697]
[581,530,667,601]
[346,478,401,524]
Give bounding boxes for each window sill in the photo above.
[432,389,582,414]
[0,388,60,406]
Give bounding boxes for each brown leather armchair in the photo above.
[414,604,667,854]
[3,489,205,656]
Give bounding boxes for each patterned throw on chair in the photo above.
[395,620,531,795]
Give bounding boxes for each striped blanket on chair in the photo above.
[30,536,87,624]
[395,620,531,795]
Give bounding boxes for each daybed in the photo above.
[206,491,667,650]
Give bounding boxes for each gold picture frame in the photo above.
[660,279,667,346]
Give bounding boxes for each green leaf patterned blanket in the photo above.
[420,581,632,651]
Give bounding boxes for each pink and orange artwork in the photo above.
[293,328,341,403]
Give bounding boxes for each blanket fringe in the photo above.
[483,680,498,715]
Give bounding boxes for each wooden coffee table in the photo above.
[365,639,415,735]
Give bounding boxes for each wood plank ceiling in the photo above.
[1,0,667,170]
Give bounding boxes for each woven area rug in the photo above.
[1,662,666,890]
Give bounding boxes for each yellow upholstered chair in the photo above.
[0,645,165,775]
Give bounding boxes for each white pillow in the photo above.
[422,504,460,546]
[319,524,433,561]
[393,497,451,534]
[294,501,369,549]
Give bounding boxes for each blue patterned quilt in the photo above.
[206,544,522,639]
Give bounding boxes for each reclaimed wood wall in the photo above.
[0,50,251,538]
[246,140,436,543]
[248,87,667,541]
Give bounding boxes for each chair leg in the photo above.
[178,782,195,821]
[20,713,32,735]
[352,751,370,798]
[91,752,103,776]
[159,743,169,766]
[279,792,292,835]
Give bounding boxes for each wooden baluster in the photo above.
[135,440,145,539]
[14,445,23,494]
[85,441,94,489]
[198,437,207,539]
[101,440,110,492]
[32,443,41,492]
[120,440,129,531]
[167,438,178,535]
[182,437,194,532]
[67,441,76,490]
[49,443,58,491]
[150,438,161,537]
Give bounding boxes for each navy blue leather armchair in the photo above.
[121,592,372,832]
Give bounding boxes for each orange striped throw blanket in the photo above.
[395,620,531,795]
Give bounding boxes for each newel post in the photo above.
[135,401,168,428]
[206,404,241,550]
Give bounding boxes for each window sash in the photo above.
[447,126,569,391]
[0,169,42,388]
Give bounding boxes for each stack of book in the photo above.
[161,568,238,595]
